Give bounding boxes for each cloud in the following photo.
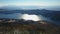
[0,3,8,7]
[0,2,60,7]
[13,2,60,6]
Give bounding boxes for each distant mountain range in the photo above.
[0,6,60,11]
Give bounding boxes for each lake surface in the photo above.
[0,13,60,25]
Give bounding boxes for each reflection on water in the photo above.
[0,13,49,21]
[0,13,56,22]
[21,14,40,21]
[0,13,48,21]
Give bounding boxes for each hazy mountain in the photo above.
[0,6,41,10]
[0,6,23,10]
[0,6,60,11]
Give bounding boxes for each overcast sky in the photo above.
[0,0,60,7]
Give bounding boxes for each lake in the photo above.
[0,13,60,25]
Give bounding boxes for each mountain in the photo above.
[0,6,60,11]
[0,6,41,10]
[0,6,23,10]
[0,19,60,34]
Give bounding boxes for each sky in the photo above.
[0,0,60,7]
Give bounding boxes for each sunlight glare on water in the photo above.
[21,14,40,21]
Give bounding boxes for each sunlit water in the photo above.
[21,14,40,21]
[0,13,49,21]
[0,13,60,25]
